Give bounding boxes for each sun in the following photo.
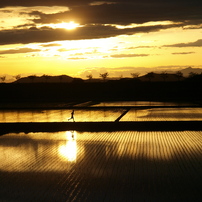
[54,21,80,30]
[37,21,80,30]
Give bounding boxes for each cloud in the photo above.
[0,1,202,45]
[1,1,202,25]
[67,57,87,60]
[58,48,69,52]
[111,53,149,58]
[0,1,87,8]
[127,46,156,49]
[172,52,195,55]
[0,23,183,45]
[0,47,40,55]
[41,43,62,47]
[23,1,202,26]
[164,39,202,47]
[58,48,79,52]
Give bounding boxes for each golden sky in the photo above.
[0,1,202,80]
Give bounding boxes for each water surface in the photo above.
[0,131,201,201]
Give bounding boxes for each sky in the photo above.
[0,0,202,80]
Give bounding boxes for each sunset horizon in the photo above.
[1,1,202,200]
[0,1,202,79]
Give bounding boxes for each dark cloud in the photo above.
[0,0,89,7]
[1,1,202,45]
[25,2,202,26]
[2,1,201,27]
[0,24,183,45]
[111,53,149,58]
[1,9,12,13]
[14,23,36,29]
[0,48,40,55]
[165,39,202,47]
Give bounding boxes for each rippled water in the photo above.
[1,130,201,173]
[1,130,202,201]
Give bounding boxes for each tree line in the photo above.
[0,70,202,83]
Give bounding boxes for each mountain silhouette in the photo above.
[15,75,74,83]
[180,67,202,77]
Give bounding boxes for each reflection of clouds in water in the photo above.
[135,109,150,118]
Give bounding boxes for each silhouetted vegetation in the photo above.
[145,72,155,82]
[100,72,109,81]
[160,71,168,82]
[0,73,202,106]
[86,74,93,80]
[175,71,183,81]
[131,72,140,79]
[0,76,6,83]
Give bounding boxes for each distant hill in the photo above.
[139,73,183,82]
[138,67,202,81]
[15,75,74,83]
[180,67,202,77]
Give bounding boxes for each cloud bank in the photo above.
[0,0,201,45]
[165,39,202,47]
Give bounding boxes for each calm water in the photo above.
[92,101,197,107]
[0,108,202,122]
[120,108,202,121]
[0,109,125,122]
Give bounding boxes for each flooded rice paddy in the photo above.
[1,107,202,122]
[0,109,125,122]
[92,101,196,107]
[120,108,202,121]
[0,101,202,201]
[0,130,201,201]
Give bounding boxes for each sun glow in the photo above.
[58,131,77,162]
[59,141,77,162]
[52,21,80,30]
[37,21,80,30]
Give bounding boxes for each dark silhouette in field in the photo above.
[68,110,75,122]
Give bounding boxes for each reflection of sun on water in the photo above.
[65,131,77,140]
[58,131,77,162]
[59,141,77,162]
